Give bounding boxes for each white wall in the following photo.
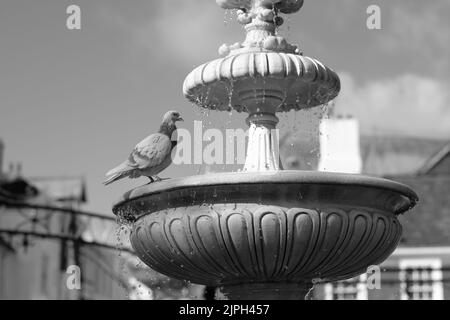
[318,117,362,174]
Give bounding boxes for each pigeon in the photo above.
[103,110,183,186]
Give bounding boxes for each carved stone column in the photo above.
[244,113,283,171]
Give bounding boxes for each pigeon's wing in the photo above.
[126,133,172,170]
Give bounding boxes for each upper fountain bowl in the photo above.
[183,50,340,114]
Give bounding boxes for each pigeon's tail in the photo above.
[103,172,127,186]
[103,162,133,186]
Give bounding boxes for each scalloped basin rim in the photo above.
[113,170,418,214]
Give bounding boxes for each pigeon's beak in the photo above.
[177,117,184,122]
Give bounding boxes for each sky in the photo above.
[0,0,449,214]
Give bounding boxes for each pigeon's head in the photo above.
[163,110,184,124]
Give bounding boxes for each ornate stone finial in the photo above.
[216,0,304,55]
[216,0,304,29]
[216,0,304,16]
[184,0,339,172]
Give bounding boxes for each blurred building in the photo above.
[290,116,450,300]
[0,139,127,299]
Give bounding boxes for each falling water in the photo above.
[114,222,132,299]
[272,7,279,36]
[285,15,291,39]
[192,102,213,175]
[223,10,229,26]
[228,81,235,112]
[223,9,235,27]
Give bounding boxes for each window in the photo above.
[399,259,443,300]
[325,274,367,300]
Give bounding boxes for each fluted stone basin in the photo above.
[113,171,417,299]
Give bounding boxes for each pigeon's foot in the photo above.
[144,176,168,185]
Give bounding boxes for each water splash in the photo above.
[305,284,315,300]
[223,9,235,27]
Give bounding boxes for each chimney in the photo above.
[318,116,362,174]
[16,162,22,177]
[0,139,4,176]
[7,161,22,179]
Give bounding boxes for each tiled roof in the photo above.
[29,176,87,203]
[387,140,450,246]
[0,176,53,208]
[360,135,446,176]
[391,175,450,246]
[418,142,450,176]
[0,178,40,202]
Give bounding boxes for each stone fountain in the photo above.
[113,0,418,300]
